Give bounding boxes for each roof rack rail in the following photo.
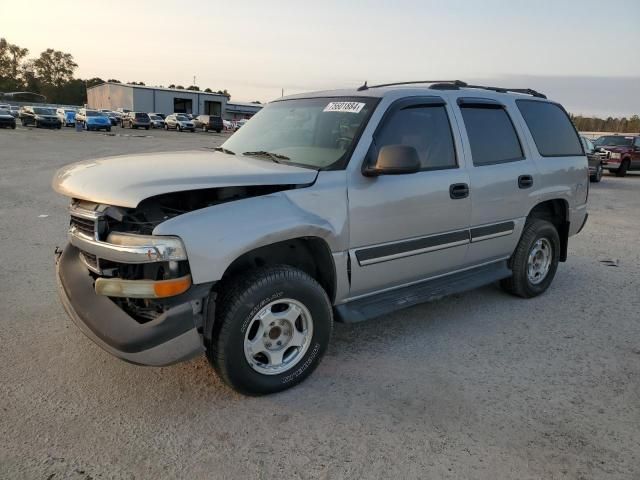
[462,84,547,99]
[357,80,547,98]
[357,80,467,91]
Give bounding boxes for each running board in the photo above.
[334,261,512,323]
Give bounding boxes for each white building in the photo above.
[87,83,228,116]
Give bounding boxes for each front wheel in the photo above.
[207,266,333,395]
[501,219,560,298]
[615,159,629,177]
[591,164,603,183]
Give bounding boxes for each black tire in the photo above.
[145,126,149,130]
[164,124,168,130]
[206,265,333,395]
[106,127,111,132]
[11,123,16,129]
[501,219,560,298]
[590,164,603,183]
[615,159,629,177]
[216,129,221,133]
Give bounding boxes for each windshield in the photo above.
[176,115,189,121]
[33,107,55,115]
[594,136,633,147]
[222,97,377,169]
[150,115,161,120]
[0,109,10,115]
[85,110,100,117]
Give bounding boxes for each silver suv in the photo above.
[53,81,589,395]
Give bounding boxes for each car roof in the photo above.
[279,81,552,104]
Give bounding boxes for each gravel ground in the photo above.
[0,125,639,479]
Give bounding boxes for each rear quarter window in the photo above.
[516,100,583,157]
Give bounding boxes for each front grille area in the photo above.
[70,215,96,237]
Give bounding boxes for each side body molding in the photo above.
[153,171,349,285]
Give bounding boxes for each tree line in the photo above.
[571,114,640,133]
[0,38,234,105]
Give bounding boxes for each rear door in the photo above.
[347,96,471,297]
[453,97,537,265]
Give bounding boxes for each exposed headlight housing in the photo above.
[105,232,188,262]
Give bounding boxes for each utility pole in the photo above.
[193,75,196,86]
[281,88,284,97]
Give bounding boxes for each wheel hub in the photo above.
[527,238,552,285]
[244,298,313,375]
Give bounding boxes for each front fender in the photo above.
[153,171,348,284]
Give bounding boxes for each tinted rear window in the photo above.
[135,113,149,119]
[517,100,582,156]
[460,107,523,165]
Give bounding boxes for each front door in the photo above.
[347,97,471,297]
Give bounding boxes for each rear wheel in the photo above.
[501,219,560,298]
[615,159,629,177]
[106,127,111,132]
[206,266,333,395]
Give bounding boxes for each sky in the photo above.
[2,0,639,117]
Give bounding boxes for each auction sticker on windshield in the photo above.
[323,102,366,114]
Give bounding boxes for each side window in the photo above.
[516,100,582,156]
[634,137,640,147]
[375,105,457,170]
[460,105,524,166]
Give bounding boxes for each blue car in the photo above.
[77,108,111,131]
[56,108,76,127]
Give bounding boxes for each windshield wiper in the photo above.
[242,151,290,163]
[214,147,236,155]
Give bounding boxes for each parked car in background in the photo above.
[53,82,588,395]
[56,108,77,127]
[8,105,20,118]
[122,112,151,130]
[116,108,131,114]
[164,114,195,132]
[76,108,112,131]
[193,114,224,133]
[106,112,119,126]
[593,135,640,177]
[580,136,606,182]
[233,118,249,131]
[0,103,10,111]
[149,114,165,129]
[223,119,233,130]
[20,106,61,128]
[0,108,17,129]
[150,112,166,120]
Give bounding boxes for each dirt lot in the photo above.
[0,125,639,479]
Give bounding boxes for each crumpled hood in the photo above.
[52,150,318,208]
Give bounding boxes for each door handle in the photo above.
[518,175,533,189]
[449,183,469,199]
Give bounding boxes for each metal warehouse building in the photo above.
[224,101,263,121]
[87,83,228,117]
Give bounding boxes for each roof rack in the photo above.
[357,80,467,91]
[357,80,547,99]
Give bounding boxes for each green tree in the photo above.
[0,38,29,91]
[107,78,121,83]
[204,87,213,93]
[175,85,184,89]
[86,77,105,88]
[186,85,200,91]
[168,84,176,88]
[33,48,78,87]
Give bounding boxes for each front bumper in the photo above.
[56,244,205,366]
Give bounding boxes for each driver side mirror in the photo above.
[363,144,421,177]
